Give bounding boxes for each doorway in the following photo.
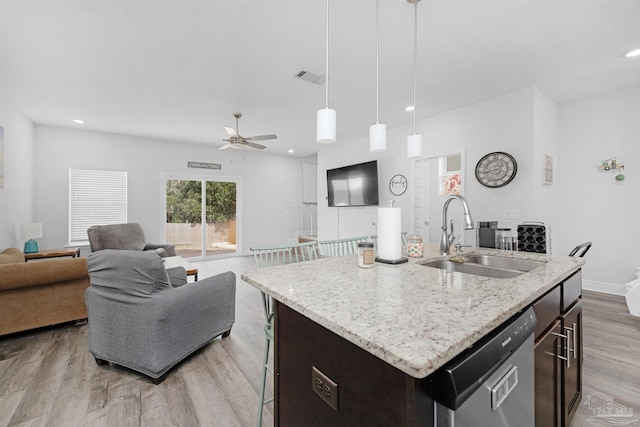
[413,153,466,245]
[165,177,238,259]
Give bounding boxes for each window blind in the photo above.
[69,169,127,245]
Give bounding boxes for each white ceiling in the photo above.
[2,0,639,158]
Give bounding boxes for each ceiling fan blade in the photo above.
[246,134,277,142]
[246,142,267,150]
[219,143,233,150]
[225,127,238,138]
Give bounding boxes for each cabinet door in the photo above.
[534,320,562,427]
[561,299,582,426]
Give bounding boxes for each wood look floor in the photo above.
[1,257,638,427]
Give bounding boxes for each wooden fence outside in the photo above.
[166,220,236,245]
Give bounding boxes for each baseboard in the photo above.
[583,279,627,296]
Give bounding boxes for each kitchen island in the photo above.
[242,246,584,426]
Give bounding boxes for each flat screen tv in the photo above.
[327,160,379,207]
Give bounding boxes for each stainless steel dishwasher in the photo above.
[430,307,537,427]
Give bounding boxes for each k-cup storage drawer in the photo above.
[533,286,561,339]
[562,270,582,311]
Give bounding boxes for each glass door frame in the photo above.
[160,172,242,260]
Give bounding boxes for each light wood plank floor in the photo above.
[1,257,638,427]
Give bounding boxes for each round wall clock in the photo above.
[475,152,518,188]
[389,174,407,196]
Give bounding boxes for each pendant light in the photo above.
[370,0,387,152]
[407,0,423,158]
[317,0,336,143]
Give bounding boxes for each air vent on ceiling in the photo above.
[295,69,325,84]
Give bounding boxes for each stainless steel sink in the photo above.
[464,254,545,272]
[421,255,545,279]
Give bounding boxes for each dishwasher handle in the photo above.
[490,365,519,410]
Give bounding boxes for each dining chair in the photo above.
[318,236,371,257]
[250,241,318,426]
[569,241,592,258]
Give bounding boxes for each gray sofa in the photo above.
[87,223,176,257]
[85,250,235,382]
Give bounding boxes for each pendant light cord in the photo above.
[376,0,380,124]
[325,0,330,109]
[412,0,418,134]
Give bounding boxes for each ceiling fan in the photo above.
[219,112,277,150]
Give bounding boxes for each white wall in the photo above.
[318,88,540,245]
[557,85,640,293]
[33,125,308,254]
[0,105,35,248]
[532,88,559,251]
[317,85,639,294]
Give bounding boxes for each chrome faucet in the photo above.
[440,195,475,256]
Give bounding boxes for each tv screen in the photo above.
[327,160,379,207]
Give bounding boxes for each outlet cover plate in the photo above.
[312,366,338,411]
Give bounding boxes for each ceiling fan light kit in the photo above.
[317,0,337,144]
[370,0,387,153]
[218,112,277,151]
[407,0,423,159]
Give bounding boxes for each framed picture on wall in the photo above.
[543,154,553,185]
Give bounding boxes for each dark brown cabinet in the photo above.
[534,320,561,427]
[562,299,582,425]
[533,269,582,427]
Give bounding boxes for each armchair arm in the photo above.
[144,243,176,257]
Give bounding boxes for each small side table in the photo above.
[24,247,81,261]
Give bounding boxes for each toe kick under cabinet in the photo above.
[533,270,583,427]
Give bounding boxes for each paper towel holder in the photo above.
[375,256,408,265]
[375,200,408,264]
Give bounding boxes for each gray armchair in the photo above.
[85,250,235,383]
[87,223,176,257]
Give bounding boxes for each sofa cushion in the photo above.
[87,250,171,297]
[0,248,25,265]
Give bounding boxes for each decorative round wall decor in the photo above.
[389,174,407,196]
[475,152,518,188]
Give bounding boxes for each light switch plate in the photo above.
[504,209,520,219]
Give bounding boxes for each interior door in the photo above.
[413,153,465,246]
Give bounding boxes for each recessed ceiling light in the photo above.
[405,106,415,112]
[625,48,640,58]
[288,149,295,153]
[73,119,85,124]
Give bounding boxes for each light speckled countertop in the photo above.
[241,245,584,379]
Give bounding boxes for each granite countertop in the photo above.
[241,245,584,379]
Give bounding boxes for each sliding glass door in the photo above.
[165,178,237,259]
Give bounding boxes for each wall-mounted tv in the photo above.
[327,160,379,207]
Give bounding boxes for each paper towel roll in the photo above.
[377,207,402,261]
